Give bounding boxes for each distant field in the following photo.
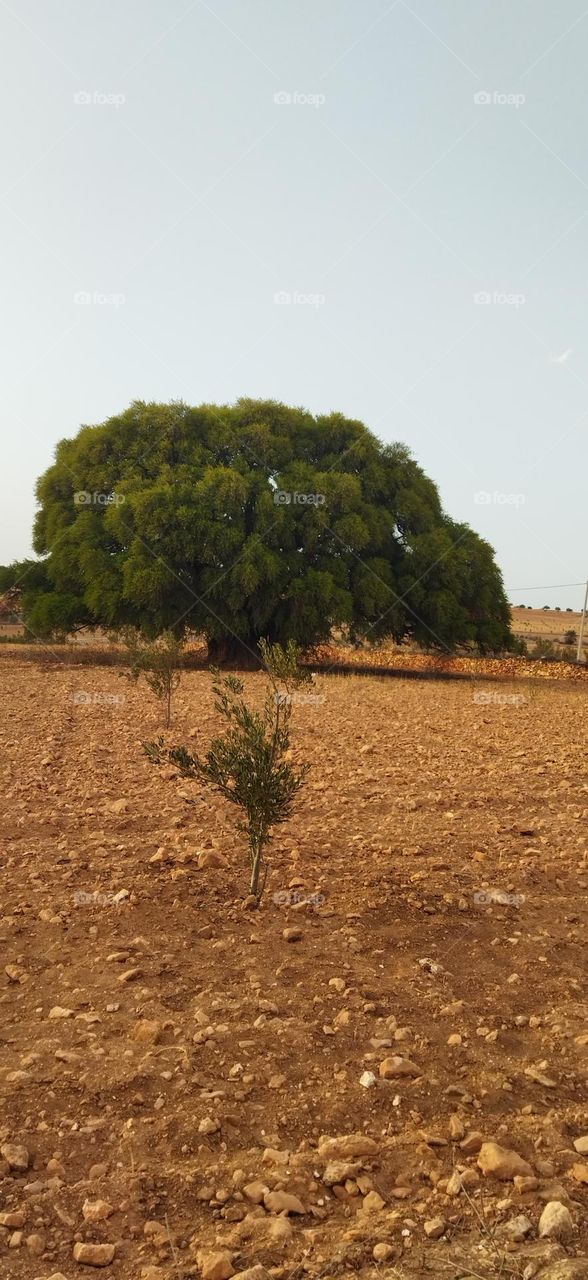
[510,606,583,645]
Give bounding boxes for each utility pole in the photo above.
[577,580,588,663]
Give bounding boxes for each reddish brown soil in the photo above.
[0,659,587,1280]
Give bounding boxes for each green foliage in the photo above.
[509,635,528,657]
[0,559,88,640]
[531,637,556,659]
[3,398,513,655]
[144,640,310,902]
[564,629,577,647]
[119,628,183,726]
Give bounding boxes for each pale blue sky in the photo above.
[1,0,587,607]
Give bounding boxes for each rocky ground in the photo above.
[0,658,587,1280]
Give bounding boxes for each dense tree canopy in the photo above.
[1,399,513,657]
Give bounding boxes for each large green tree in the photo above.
[2,399,513,658]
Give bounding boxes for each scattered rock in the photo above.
[132,1019,162,1044]
[538,1202,574,1243]
[497,1214,534,1242]
[5,964,25,982]
[283,927,303,942]
[573,1137,588,1155]
[535,1263,588,1280]
[118,967,142,984]
[263,1190,305,1215]
[0,1210,26,1228]
[81,1198,114,1222]
[448,1115,466,1140]
[379,1055,421,1079]
[525,1066,557,1088]
[267,1074,286,1089]
[362,1190,386,1213]
[515,1175,539,1193]
[198,851,228,869]
[477,1142,533,1180]
[109,798,129,813]
[424,1217,445,1239]
[143,1221,168,1246]
[26,1233,45,1255]
[459,1130,484,1155]
[373,1242,396,1262]
[243,1181,267,1204]
[73,1242,116,1266]
[198,1116,220,1135]
[446,1168,479,1195]
[231,1268,271,1280]
[1,1142,30,1172]
[318,1134,379,1160]
[323,1161,361,1186]
[197,1250,234,1280]
[262,1147,289,1166]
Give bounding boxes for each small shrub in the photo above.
[564,629,577,647]
[510,635,528,656]
[531,637,557,659]
[560,644,577,662]
[144,639,311,903]
[119,628,183,726]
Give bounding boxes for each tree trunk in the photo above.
[249,837,268,902]
[207,636,262,668]
[250,843,262,899]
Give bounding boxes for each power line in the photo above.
[508,582,585,592]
